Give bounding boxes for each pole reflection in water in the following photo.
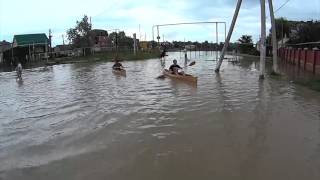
[0,52,319,180]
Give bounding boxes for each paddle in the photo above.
[189,61,196,66]
[156,61,196,79]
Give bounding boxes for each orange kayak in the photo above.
[112,69,126,76]
[163,69,197,83]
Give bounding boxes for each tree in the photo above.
[238,35,253,44]
[289,20,320,44]
[275,17,291,40]
[67,15,92,47]
[108,31,134,50]
[237,35,254,54]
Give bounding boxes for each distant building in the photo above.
[53,44,73,57]
[139,41,150,50]
[185,45,196,50]
[89,29,113,52]
[0,40,11,63]
[278,34,290,48]
[12,33,49,62]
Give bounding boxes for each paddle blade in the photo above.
[189,61,196,66]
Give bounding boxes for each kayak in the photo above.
[163,69,197,83]
[112,69,126,76]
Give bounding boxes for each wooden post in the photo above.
[157,26,160,46]
[29,44,31,62]
[11,44,13,65]
[133,33,137,55]
[268,0,279,73]
[216,23,219,62]
[259,0,266,79]
[152,26,154,47]
[215,0,242,72]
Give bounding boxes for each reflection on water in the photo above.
[0,52,320,180]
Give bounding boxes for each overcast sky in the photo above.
[0,0,319,46]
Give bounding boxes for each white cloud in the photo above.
[0,0,318,45]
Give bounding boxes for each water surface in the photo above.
[0,52,320,180]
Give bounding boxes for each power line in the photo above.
[275,0,292,13]
[266,0,292,20]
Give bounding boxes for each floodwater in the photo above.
[0,52,320,180]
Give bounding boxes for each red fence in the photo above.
[278,48,320,74]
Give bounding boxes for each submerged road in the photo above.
[0,52,319,180]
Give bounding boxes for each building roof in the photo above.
[0,40,11,52]
[90,29,108,37]
[13,33,48,47]
[54,44,73,51]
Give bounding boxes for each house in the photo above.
[0,40,11,63]
[139,41,150,51]
[185,45,196,50]
[89,29,112,52]
[278,34,290,48]
[12,33,49,62]
[54,44,74,57]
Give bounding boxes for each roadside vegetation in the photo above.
[295,79,320,92]
[47,50,160,65]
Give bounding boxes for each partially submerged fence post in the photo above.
[315,48,320,74]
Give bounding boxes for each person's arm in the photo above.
[177,65,182,69]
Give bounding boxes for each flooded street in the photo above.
[0,52,320,180]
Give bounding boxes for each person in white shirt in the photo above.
[15,62,23,79]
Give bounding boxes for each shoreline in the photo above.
[46,50,160,65]
[0,50,160,72]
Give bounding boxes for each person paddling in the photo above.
[112,58,124,70]
[169,59,183,75]
[160,49,167,59]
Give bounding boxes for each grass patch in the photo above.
[295,79,320,92]
[48,50,160,65]
[270,71,282,77]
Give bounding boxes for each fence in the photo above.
[278,48,320,74]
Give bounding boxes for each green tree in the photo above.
[290,20,320,44]
[275,17,291,40]
[109,31,134,49]
[67,15,92,47]
[238,35,254,54]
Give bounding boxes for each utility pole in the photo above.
[268,0,279,73]
[157,26,160,46]
[133,33,137,55]
[62,34,65,45]
[215,0,242,72]
[216,23,218,46]
[49,29,52,50]
[259,0,266,79]
[216,23,219,61]
[139,24,141,40]
[48,29,52,61]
